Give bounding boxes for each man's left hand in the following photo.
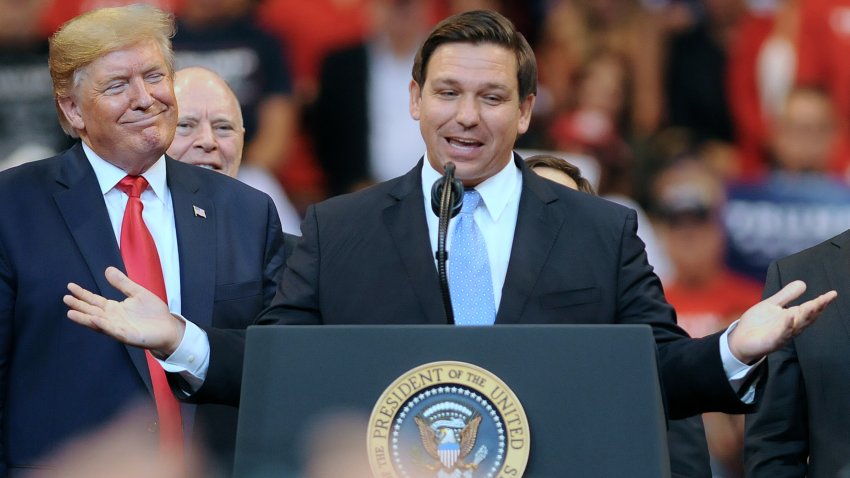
[728,280,837,364]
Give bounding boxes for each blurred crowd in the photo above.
[4,0,850,476]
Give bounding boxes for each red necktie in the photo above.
[116,175,184,454]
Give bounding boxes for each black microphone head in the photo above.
[430,163,464,218]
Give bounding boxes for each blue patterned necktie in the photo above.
[449,189,496,325]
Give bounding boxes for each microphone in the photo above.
[430,163,464,219]
[430,162,464,324]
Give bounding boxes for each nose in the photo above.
[193,121,217,152]
[455,95,480,128]
[128,77,155,110]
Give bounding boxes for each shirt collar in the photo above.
[420,153,521,221]
[82,142,168,203]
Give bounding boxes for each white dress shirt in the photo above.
[421,155,521,311]
[83,143,182,314]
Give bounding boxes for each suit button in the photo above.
[148,420,159,433]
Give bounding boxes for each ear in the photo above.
[517,93,536,135]
[409,79,422,121]
[57,95,85,132]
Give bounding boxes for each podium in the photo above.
[234,324,670,477]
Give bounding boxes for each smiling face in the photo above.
[409,42,535,186]
[167,67,244,177]
[57,40,176,175]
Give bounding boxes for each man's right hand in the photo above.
[64,266,185,358]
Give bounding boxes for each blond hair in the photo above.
[49,4,176,136]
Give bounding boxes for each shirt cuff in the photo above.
[720,320,764,404]
[156,314,210,393]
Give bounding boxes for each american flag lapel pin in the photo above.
[193,205,207,218]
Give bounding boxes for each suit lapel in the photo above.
[167,159,216,331]
[823,231,850,341]
[159,160,212,435]
[382,161,448,324]
[496,158,564,324]
[53,144,153,392]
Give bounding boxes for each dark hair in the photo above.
[526,154,595,194]
[412,9,537,100]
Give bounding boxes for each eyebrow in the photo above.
[430,77,511,92]
[98,63,166,83]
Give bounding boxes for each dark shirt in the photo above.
[666,23,735,143]
[172,16,293,144]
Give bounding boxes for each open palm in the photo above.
[729,280,837,364]
[64,266,184,357]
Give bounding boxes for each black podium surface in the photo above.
[234,324,670,477]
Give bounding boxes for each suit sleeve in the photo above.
[0,237,12,475]
[261,200,288,308]
[281,233,299,268]
[616,212,748,418]
[744,261,809,477]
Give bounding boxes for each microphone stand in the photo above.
[431,162,463,324]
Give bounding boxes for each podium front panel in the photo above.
[234,324,670,477]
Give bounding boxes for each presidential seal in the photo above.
[368,361,530,478]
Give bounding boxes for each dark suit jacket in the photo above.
[745,230,850,478]
[200,157,749,424]
[0,143,287,477]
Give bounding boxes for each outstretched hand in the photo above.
[728,280,837,364]
[64,266,185,358]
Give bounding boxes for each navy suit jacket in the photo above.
[0,143,287,476]
[745,230,850,478]
[200,157,750,422]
